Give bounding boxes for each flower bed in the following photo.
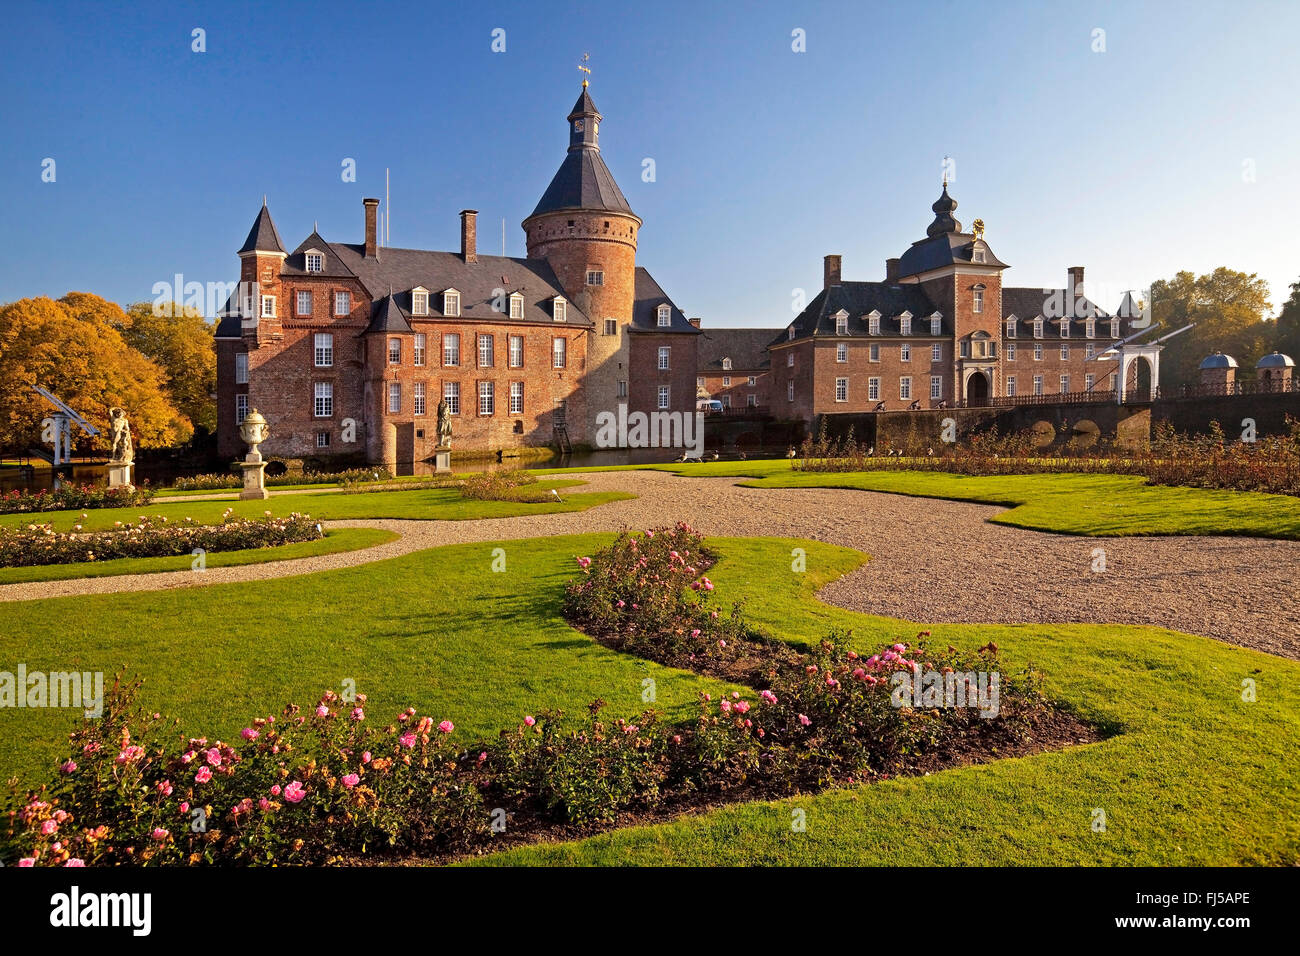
[2,527,1095,866]
[170,468,393,491]
[0,483,154,515]
[0,511,323,568]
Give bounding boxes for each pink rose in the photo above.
[438,720,454,734]
[316,704,329,718]
[64,859,85,867]
[351,707,364,721]
[241,728,259,741]
[60,760,76,774]
[152,828,169,842]
[799,714,812,726]
[205,747,222,766]
[195,766,212,784]
[41,819,57,836]
[399,732,416,748]
[269,784,281,796]
[341,773,360,789]
[283,781,306,804]
[524,716,536,726]
[362,752,371,764]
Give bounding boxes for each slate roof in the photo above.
[283,232,356,277]
[1002,286,1122,337]
[237,204,286,255]
[528,148,636,219]
[897,233,1008,277]
[324,243,592,329]
[778,283,944,345]
[630,267,701,334]
[697,328,774,372]
[368,292,412,334]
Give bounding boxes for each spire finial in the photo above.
[262,194,267,207]
[578,52,591,87]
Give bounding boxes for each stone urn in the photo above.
[238,408,270,499]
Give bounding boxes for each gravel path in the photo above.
[4,471,1298,659]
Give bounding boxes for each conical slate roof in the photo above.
[527,88,636,221]
[237,202,286,255]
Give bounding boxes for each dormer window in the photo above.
[443,289,460,317]
[553,297,567,322]
[1033,317,1044,338]
[1086,318,1095,339]
[657,304,671,327]
[899,311,912,336]
[509,293,524,320]
[304,251,324,273]
[1006,316,1017,338]
[722,357,732,371]
[788,327,795,341]
[973,247,986,264]
[834,310,848,335]
[412,287,429,316]
[1110,317,1120,338]
[1060,318,1070,339]
[868,310,881,335]
[930,313,942,336]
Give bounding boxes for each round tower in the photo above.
[524,84,641,436]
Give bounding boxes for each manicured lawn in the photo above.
[2,532,1296,866]
[0,527,398,585]
[0,479,631,532]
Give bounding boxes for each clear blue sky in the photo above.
[2,0,1297,326]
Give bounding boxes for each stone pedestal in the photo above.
[434,449,451,474]
[239,454,268,500]
[107,461,133,490]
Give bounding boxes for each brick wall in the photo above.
[629,331,698,423]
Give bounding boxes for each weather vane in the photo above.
[578,53,591,87]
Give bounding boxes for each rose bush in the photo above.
[0,483,154,515]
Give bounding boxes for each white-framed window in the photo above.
[1006,317,1017,337]
[1085,344,1095,359]
[960,340,970,358]
[603,318,617,336]
[748,376,757,385]
[388,337,401,365]
[1109,372,1118,390]
[314,382,333,417]
[1060,319,1070,339]
[973,248,986,263]
[900,314,912,336]
[787,353,794,367]
[617,380,628,398]
[658,346,670,370]
[334,291,350,316]
[722,376,731,386]
[586,270,604,286]
[478,381,494,415]
[696,376,705,387]
[930,375,942,399]
[901,344,911,362]
[235,393,248,424]
[443,332,460,367]
[835,377,848,402]
[552,337,567,369]
[443,290,460,317]
[1034,344,1043,361]
[1033,317,1044,338]
[930,315,942,336]
[388,382,401,413]
[296,290,312,316]
[1060,345,1070,360]
[478,333,494,368]
[553,298,567,322]
[1086,319,1095,339]
[412,289,428,316]
[722,394,731,408]
[1007,376,1017,397]
[235,352,248,383]
[509,381,524,414]
[443,381,460,414]
[1033,375,1044,395]
[657,385,670,409]
[1060,374,1070,394]
[973,289,984,313]
[787,327,795,340]
[900,376,912,400]
[657,304,671,327]
[1085,373,1095,391]
[509,334,523,368]
[261,295,276,317]
[414,333,426,367]
[1007,343,1016,361]
[314,332,334,368]
[868,312,880,335]
[414,381,426,416]
[315,430,330,448]
[787,381,795,402]
[747,393,757,407]
[509,293,524,319]
[869,343,880,362]
[305,253,323,273]
[1110,317,1120,338]
[835,312,848,335]
[722,357,732,371]
[837,343,847,362]
[868,377,880,401]
[989,341,997,358]
[932,343,942,362]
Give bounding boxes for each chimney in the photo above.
[363,198,380,259]
[1068,265,1084,297]
[460,209,478,263]
[824,254,842,288]
[885,258,900,282]
[688,317,702,329]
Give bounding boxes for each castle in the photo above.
[215,84,699,465]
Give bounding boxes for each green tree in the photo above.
[1149,268,1272,390]
[121,301,217,434]
[1274,278,1300,360]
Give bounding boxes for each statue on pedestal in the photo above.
[106,407,134,489]
[237,408,270,499]
[435,398,453,473]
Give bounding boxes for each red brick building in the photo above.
[696,327,773,411]
[771,184,1142,420]
[215,85,699,464]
